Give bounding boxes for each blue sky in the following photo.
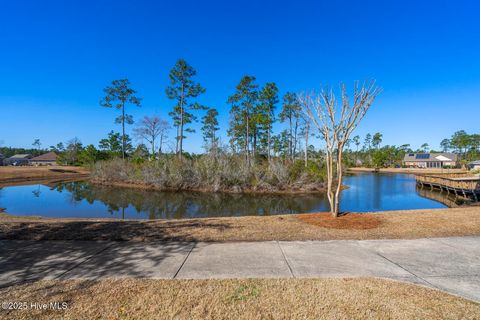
[0,0,479,153]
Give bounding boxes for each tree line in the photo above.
[344,130,480,168]
[95,59,315,166]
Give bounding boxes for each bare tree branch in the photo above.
[299,80,382,217]
[133,116,170,158]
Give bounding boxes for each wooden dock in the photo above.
[416,173,480,201]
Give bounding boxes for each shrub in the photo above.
[92,154,326,193]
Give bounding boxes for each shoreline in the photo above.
[1,207,479,242]
[0,166,90,186]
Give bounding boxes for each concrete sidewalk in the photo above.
[1,237,479,302]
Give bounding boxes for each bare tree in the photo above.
[299,81,381,217]
[133,116,170,158]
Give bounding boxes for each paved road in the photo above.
[1,237,479,302]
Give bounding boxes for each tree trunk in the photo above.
[151,137,155,159]
[289,116,292,161]
[121,102,125,159]
[245,112,250,164]
[253,128,257,158]
[159,134,163,155]
[304,122,309,167]
[179,84,185,161]
[267,126,271,162]
[244,133,248,161]
[175,125,179,154]
[325,147,335,216]
[355,145,359,166]
[293,118,298,161]
[333,148,343,217]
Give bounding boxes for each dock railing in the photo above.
[416,173,480,192]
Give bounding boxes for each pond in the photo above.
[0,173,453,219]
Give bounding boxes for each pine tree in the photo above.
[279,92,301,161]
[166,59,205,160]
[227,76,258,163]
[258,82,279,161]
[99,131,133,156]
[372,132,383,149]
[100,79,141,159]
[201,108,220,153]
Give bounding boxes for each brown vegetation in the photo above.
[0,278,478,320]
[92,157,326,193]
[1,207,479,241]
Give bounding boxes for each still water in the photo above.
[0,173,449,219]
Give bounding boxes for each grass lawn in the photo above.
[1,207,480,241]
[0,278,478,319]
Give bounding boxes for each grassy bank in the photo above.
[91,156,326,193]
[0,166,90,186]
[1,207,479,241]
[0,278,478,319]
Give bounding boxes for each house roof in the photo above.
[31,151,57,161]
[403,153,457,162]
[8,154,32,159]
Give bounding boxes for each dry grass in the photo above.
[0,166,90,186]
[0,278,478,320]
[1,207,480,241]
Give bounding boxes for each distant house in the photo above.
[4,154,33,166]
[403,153,457,168]
[30,151,58,166]
[468,160,480,171]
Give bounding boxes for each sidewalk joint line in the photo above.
[374,251,439,289]
[55,242,116,280]
[173,242,196,279]
[277,241,295,278]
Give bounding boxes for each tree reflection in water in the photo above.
[51,181,326,219]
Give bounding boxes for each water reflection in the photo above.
[416,187,471,207]
[50,181,327,219]
[0,173,452,219]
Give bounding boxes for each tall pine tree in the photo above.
[279,92,300,161]
[227,76,258,163]
[201,108,220,153]
[100,79,141,159]
[166,59,205,160]
[258,82,279,161]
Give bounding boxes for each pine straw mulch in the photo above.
[297,212,382,230]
